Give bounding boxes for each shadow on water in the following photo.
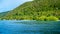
[0,20,60,34]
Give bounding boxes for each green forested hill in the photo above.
[0,0,60,21]
[0,11,9,18]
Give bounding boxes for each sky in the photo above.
[0,0,33,13]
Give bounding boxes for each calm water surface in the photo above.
[0,20,60,34]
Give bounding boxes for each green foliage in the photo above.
[36,16,59,21]
[47,16,59,21]
[57,16,60,20]
[0,0,60,21]
[37,16,47,21]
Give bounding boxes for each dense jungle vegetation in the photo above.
[0,0,60,21]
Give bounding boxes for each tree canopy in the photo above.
[0,0,60,21]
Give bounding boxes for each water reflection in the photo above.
[0,20,60,34]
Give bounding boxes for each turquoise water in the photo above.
[0,20,60,34]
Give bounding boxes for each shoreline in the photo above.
[0,20,60,21]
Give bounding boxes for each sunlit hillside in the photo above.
[0,0,60,21]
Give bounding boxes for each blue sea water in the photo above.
[0,20,60,34]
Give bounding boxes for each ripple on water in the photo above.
[0,20,60,34]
